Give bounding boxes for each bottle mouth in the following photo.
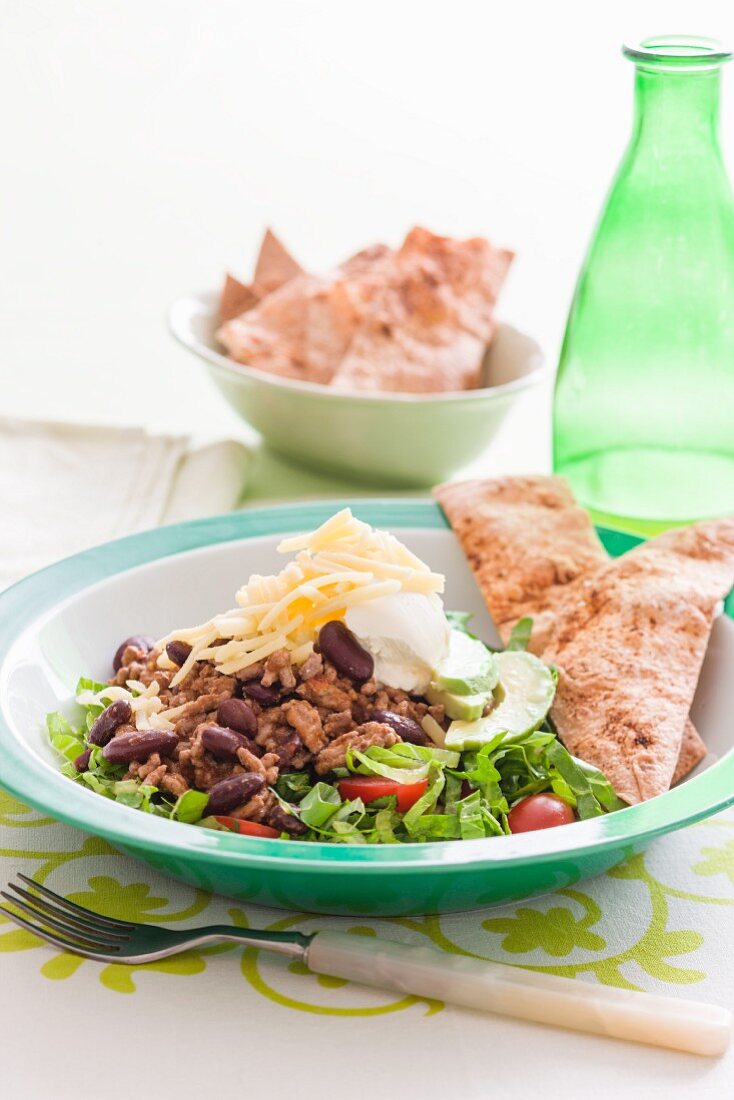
[623,34,732,69]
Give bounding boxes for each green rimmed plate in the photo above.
[0,501,732,916]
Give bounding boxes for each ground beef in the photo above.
[297,674,355,713]
[230,788,277,822]
[113,647,173,691]
[314,722,400,775]
[322,710,355,738]
[298,651,323,681]
[282,699,326,753]
[262,649,297,691]
[177,725,241,790]
[165,663,236,708]
[236,747,280,785]
[110,641,442,815]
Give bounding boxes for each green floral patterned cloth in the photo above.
[2,786,733,1098]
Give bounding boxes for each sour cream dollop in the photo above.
[345,591,450,693]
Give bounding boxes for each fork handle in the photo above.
[306,931,731,1055]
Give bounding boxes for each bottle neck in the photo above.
[632,65,722,152]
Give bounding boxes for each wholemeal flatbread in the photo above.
[332,228,513,393]
[218,273,360,384]
[434,476,709,788]
[218,231,303,324]
[253,228,303,297]
[217,227,513,393]
[542,518,734,803]
[219,273,260,322]
[434,477,608,652]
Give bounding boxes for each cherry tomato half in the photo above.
[507,793,576,834]
[337,775,428,814]
[214,816,280,838]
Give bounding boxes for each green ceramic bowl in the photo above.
[168,293,546,488]
[1,501,733,917]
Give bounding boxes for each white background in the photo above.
[2,4,734,1098]
[2,0,733,469]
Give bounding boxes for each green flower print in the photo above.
[483,903,605,957]
[68,877,168,922]
[693,841,734,886]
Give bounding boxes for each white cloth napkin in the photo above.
[0,418,251,589]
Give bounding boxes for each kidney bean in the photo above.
[216,698,258,737]
[88,699,132,746]
[102,729,178,764]
[371,709,429,745]
[113,635,155,673]
[201,725,260,760]
[318,621,374,683]
[240,680,280,706]
[205,772,264,816]
[268,803,308,836]
[166,640,193,667]
[274,731,302,767]
[73,748,91,772]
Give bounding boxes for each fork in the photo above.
[2,874,730,1056]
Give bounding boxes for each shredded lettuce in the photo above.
[505,617,533,652]
[171,789,210,824]
[298,783,342,829]
[348,748,430,784]
[46,712,85,763]
[275,771,312,802]
[49,626,625,844]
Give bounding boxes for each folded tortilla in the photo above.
[253,228,303,296]
[218,229,303,324]
[433,476,721,796]
[218,227,513,393]
[434,477,609,653]
[219,273,260,322]
[542,519,734,803]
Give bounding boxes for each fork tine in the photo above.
[0,892,123,950]
[0,905,121,960]
[5,884,130,942]
[17,873,134,930]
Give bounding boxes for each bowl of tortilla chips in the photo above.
[169,228,545,486]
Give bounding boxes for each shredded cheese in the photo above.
[156,509,444,687]
[80,511,445,734]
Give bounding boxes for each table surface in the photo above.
[2,3,734,1097]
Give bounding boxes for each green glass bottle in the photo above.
[553,36,734,533]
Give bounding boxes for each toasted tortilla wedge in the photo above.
[253,228,303,297]
[434,477,608,652]
[219,228,513,393]
[217,273,359,384]
[434,476,708,787]
[542,518,734,803]
[332,228,513,393]
[219,273,260,322]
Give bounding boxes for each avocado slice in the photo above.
[425,682,492,722]
[433,629,499,696]
[444,650,556,751]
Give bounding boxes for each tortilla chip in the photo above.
[253,228,303,296]
[543,518,734,804]
[217,227,512,393]
[217,274,358,384]
[672,722,707,785]
[339,243,391,276]
[219,273,260,322]
[434,476,607,652]
[434,475,709,788]
[331,228,513,393]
